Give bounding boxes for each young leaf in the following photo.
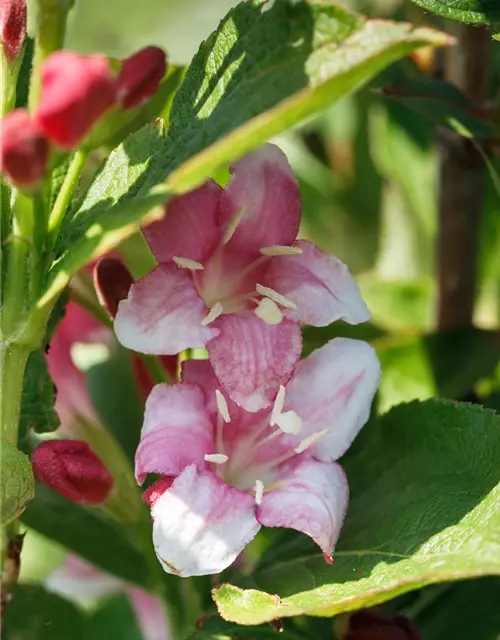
[1,440,34,524]
[409,0,500,25]
[39,0,451,309]
[213,399,500,624]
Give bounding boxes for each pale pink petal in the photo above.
[114,263,218,355]
[218,144,300,253]
[257,458,348,559]
[208,312,302,412]
[45,555,122,604]
[283,338,381,461]
[127,587,172,640]
[144,180,223,264]
[264,240,370,326]
[151,464,260,577]
[136,383,214,484]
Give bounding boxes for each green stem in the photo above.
[0,345,30,445]
[47,150,87,251]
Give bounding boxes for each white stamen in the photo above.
[223,207,245,244]
[254,480,264,505]
[260,245,303,256]
[201,302,223,326]
[256,283,296,309]
[294,429,330,454]
[276,410,302,435]
[254,297,283,325]
[215,389,231,423]
[270,385,286,427]
[173,256,204,271]
[204,453,228,464]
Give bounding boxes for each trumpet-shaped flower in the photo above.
[115,144,370,411]
[137,338,380,577]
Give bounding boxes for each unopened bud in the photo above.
[31,440,114,504]
[93,257,134,318]
[0,109,49,187]
[34,51,118,149]
[343,611,420,640]
[0,0,26,63]
[117,46,166,110]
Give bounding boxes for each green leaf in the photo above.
[416,578,500,639]
[376,328,500,412]
[1,440,34,524]
[188,617,306,639]
[84,595,142,640]
[22,485,152,589]
[39,1,451,309]
[381,76,494,139]
[213,400,500,624]
[18,350,59,452]
[409,0,500,24]
[3,584,84,640]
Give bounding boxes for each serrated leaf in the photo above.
[39,0,451,309]
[381,76,494,139]
[409,0,500,24]
[18,349,59,451]
[213,400,500,624]
[3,584,84,640]
[22,484,152,589]
[1,440,34,524]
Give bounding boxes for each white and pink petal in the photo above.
[264,240,370,327]
[283,338,381,461]
[114,263,218,355]
[151,465,260,577]
[136,383,214,484]
[208,312,302,412]
[257,458,348,559]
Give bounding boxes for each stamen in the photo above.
[204,453,228,464]
[173,256,204,270]
[223,207,245,244]
[255,297,283,325]
[254,480,264,506]
[276,410,302,435]
[260,245,303,256]
[201,302,223,326]
[256,283,296,309]
[270,385,286,426]
[294,429,330,454]
[215,390,231,423]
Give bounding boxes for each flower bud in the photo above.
[117,46,166,110]
[0,109,49,187]
[34,51,118,149]
[31,440,114,504]
[93,257,134,318]
[0,0,26,63]
[343,611,420,640]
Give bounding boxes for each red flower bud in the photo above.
[93,257,134,318]
[345,611,420,640]
[34,51,118,149]
[0,0,26,63]
[117,46,166,110]
[31,440,114,504]
[0,109,49,187]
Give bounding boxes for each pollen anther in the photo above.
[201,302,223,326]
[270,385,286,427]
[256,284,296,309]
[215,389,231,423]
[204,453,229,464]
[260,245,303,256]
[294,429,330,454]
[254,297,283,325]
[254,480,264,505]
[223,207,245,244]
[276,410,302,435]
[173,256,204,270]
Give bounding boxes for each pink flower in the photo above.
[34,51,118,149]
[0,0,26,63]
[137,338,380,577]
[115,144,370,411]
[118,46,167,110]
[46,555,171,640]
[0,108,49,187]
[31,439,114,504]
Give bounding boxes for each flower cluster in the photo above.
[0,46,166,186]
[114,144,381,576]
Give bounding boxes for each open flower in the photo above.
[137,338,380,577]
[115,144,369,411]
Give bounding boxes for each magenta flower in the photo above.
[115,144,370,411]
[136,338,380,577]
